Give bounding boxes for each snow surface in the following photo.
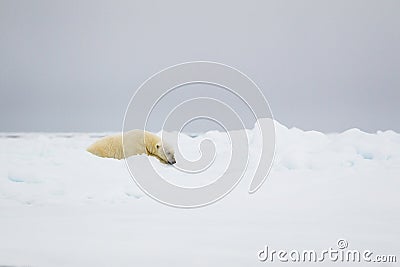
[1,120,399,266]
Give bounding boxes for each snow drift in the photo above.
[1,120,399,205]
[0,120,399,267]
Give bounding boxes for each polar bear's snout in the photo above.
[167,154,176,165]
[165,149,176,165]
[157,143,176,165]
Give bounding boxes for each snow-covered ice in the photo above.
[1,120,399,266]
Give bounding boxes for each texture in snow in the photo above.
[1,120,399,266]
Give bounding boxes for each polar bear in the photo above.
[86,130,176,165]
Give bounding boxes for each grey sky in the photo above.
[1,0,399,133]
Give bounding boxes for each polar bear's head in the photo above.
[155,142,176,165]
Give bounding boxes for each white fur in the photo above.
[86,130,175,164]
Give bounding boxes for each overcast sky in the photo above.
[1,0,399,133]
